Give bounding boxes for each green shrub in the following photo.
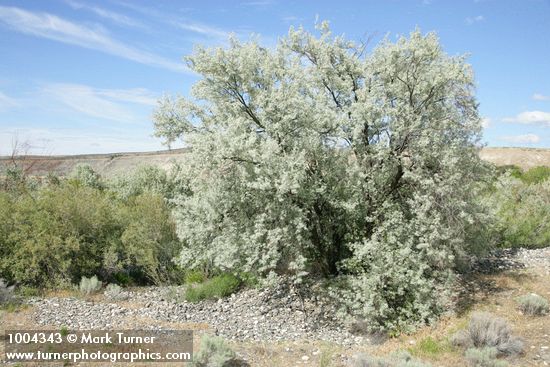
[495,165,522,179]
[79,276,102,295]
[192,334,235,367]
[1,166,26,194]
[69,164,103,189]
[517,293,549,316]
[185,274,241,303]
[116,193,181,284]
[0,184,119,286]
[108,164,189,203]
[16,286,41,298]
[488,176,550,248]
[464,347,508,367]
[237,272,260,288]
[109,165,170,200]
[519,166,550,185]
[112,272,132,286]
[0,179,181,287]
[451,312,524,357]
[185,270,206,284]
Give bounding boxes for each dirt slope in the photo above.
[479,147,550,170]
[0,147,548,177]
[0,148,189,177]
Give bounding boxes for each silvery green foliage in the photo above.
[0,278,15,304]
[517,293,549,316]
[69,164,103,189]
[450,329,474,349]
[192,334,235,367]
[464,348,509,367]
[154,23,489,331]
[79,275,102,295]
[452,312,524,357]
[352,350,431,367]
[104,283,129,301]
[109,165,170,200]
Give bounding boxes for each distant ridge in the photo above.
[0,148,190,177]
[479,147,550,170]
[1,147,548,177]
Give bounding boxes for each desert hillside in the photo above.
[0,147,548,177]
[0,148,189,177]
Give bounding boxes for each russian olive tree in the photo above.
[154,23,489,331]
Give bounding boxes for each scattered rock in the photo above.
[31,247,550,345]
[33,280,356,345]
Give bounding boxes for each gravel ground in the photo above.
[470,247,550,274]
[32,280,361,345]
[31,247,550,345]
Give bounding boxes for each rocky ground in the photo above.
[31,280,361,345]
[470,247,550,274]
[28,247,550,348]
[0,247,546,366]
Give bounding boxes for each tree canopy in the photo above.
[154,23,490,331]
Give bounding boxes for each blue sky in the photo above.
[0,0,549,155]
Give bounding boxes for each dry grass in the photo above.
[239,267,550,366]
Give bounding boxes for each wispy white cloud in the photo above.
[0,91,18,111]
[114,2,242,43]
[114,1,165,19]
[0,127,171,155]
[116,1,256,43]
[65,0,146,29]
[465,15,484,24]
[96,88,158,106]
[499,133,541,144]
[481,117,491,128]
[533,93,550,101]
[0,6,187,73]
[174,21,233,40]
[502,111,550,127]
[281,15,303,23]
[42,83,158,123]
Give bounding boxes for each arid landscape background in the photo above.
[2,147,549,178]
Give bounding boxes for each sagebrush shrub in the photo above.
[451,312,524,357]
[192,334,235,367]
[79,276,102,295]
[0,278,15,305]
[517,293,549,316]
[450,329,473,349]
[464,347,508,367]
[154,22,490,332]
[352,350,431,367]
[104,284,128,301]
